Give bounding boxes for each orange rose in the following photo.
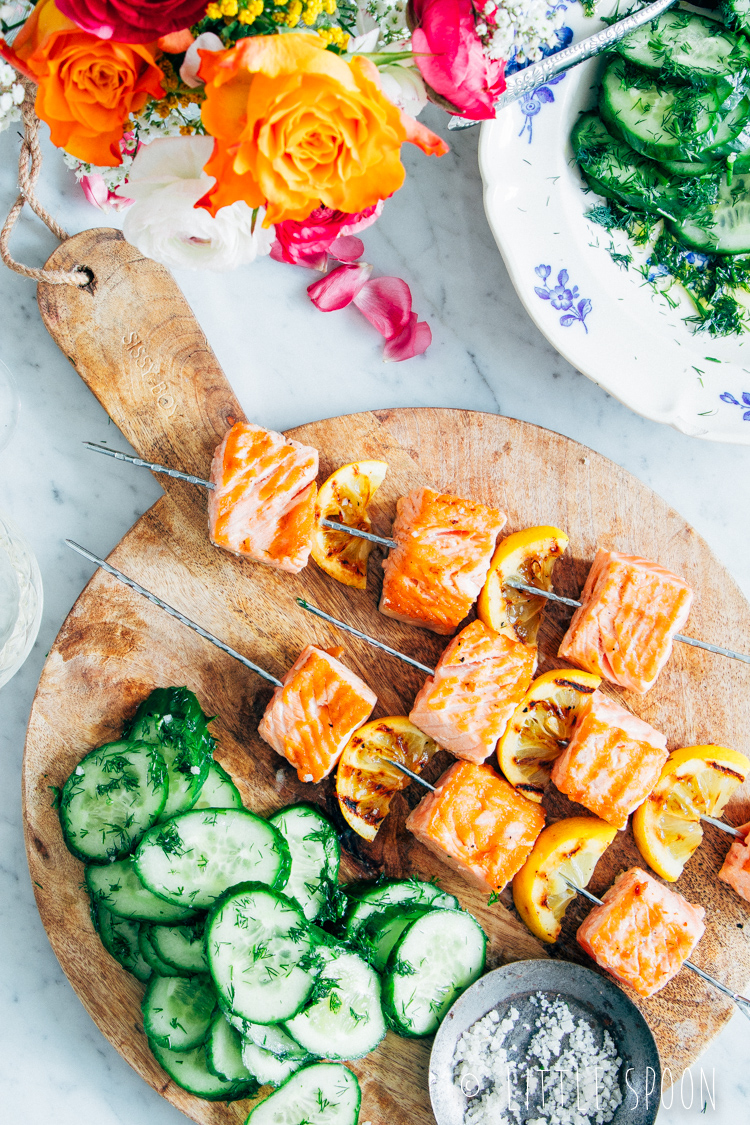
[197,34,408,226]
[1,0,163,166]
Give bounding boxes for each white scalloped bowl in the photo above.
[479,2,750,444]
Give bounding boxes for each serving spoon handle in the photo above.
[447,0,679,130]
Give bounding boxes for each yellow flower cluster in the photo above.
[317,24,348,48]
[238,0,265,22]
[203,0,339,32]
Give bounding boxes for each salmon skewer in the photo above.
[569,871,750,1018]
[551,693,668,830]
[718,822,750,903]
[408,619,536,763]
[208,422,319,573]
[82,443,750,670]
[380,487,507,634]
[558,550,694,694]
[576,867,705,998]
[405,760,546,893]
[259,644,377,783]
[65,542,376,786]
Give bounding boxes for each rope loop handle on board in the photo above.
[0,78,91,287]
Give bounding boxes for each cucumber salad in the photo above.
[57,686,487,1123]
[573,4,750,336]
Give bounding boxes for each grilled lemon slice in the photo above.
[336,716,440,842]
[311,460,388,589]
[633,745,750,881]
[513,816,616,943]
[498,668,600,802]
[477,526,569,644]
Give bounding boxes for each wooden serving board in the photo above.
[23,229,750,1124]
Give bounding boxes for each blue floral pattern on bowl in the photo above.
[720,391,750,420]
[509,20,574,142]
[534,265,592,331]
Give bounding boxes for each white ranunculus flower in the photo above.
[377,43,428,118]
[122,136,274,272]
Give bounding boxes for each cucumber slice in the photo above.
[383,909,486,1037]
[671,172,750,252]
[86,859,197,923]
[139,926,182,977]
[722,0,750,37]
[700,97,750,160]
[149,1038,255,1101]
[142,974,217,1050]
[269,804,341,923]
[193,761,243,810]
[206,1014,254,1083]
[127,687,215,821]
[572,111,674,214]
[617,10,750,80]
[600,58,726,162]
[60,740,167,863]
[245,1063,361,1125]
[95,903,151,982]
[134,807,290,910]
[207,883,318,1025]
[344,878,459,939]
[660,158,718,177]
[284,944,386,1060]
[148,919,209,975]
[241,1041,308,1086]
[359,904,431,972]
[224,1011,309,1060]
[245,1022,308,1060]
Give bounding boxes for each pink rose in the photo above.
[55,0,206,43]
[410,0,506,120]
[271,204,383,271]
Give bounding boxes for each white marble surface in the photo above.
[1,106,749,1125]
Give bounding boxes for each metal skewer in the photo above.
[84,443,395,548]
[506,579,750,665]
[296,598,436,676]
[83,442,215,489]
[699,814,744,839]
[562,876,750,1021]
[446,0,678,131]
[384,759,437,790]
[64,540,282,687]
[84,442,750,666]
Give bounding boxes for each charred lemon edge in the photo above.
[336,715,438,841]
[512,816,617,944]
[310,459,388,589]
[497,668,601,801]
[478,525,569,640]
[633,744,749,881]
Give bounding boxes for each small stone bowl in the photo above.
[429,959,661,1125]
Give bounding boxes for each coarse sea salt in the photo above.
[452,993,623,1125]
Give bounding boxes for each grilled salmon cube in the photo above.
[409,620,536,764]
[405,760,545,892]
[380,487,507,635]
[577,867,705,998]
[558,550,693,695]
[718,822,750,903]
[259,645,376,783]
[208,421,319,573]
[551,693,668,830]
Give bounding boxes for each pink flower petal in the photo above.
[353,276,412,339]
[330,235,364,263]
[270,241,328,270]
[307,262,373,311]
[383,313,432,361]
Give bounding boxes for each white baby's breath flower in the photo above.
[122,135,275,272]
[0,58,22,133]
